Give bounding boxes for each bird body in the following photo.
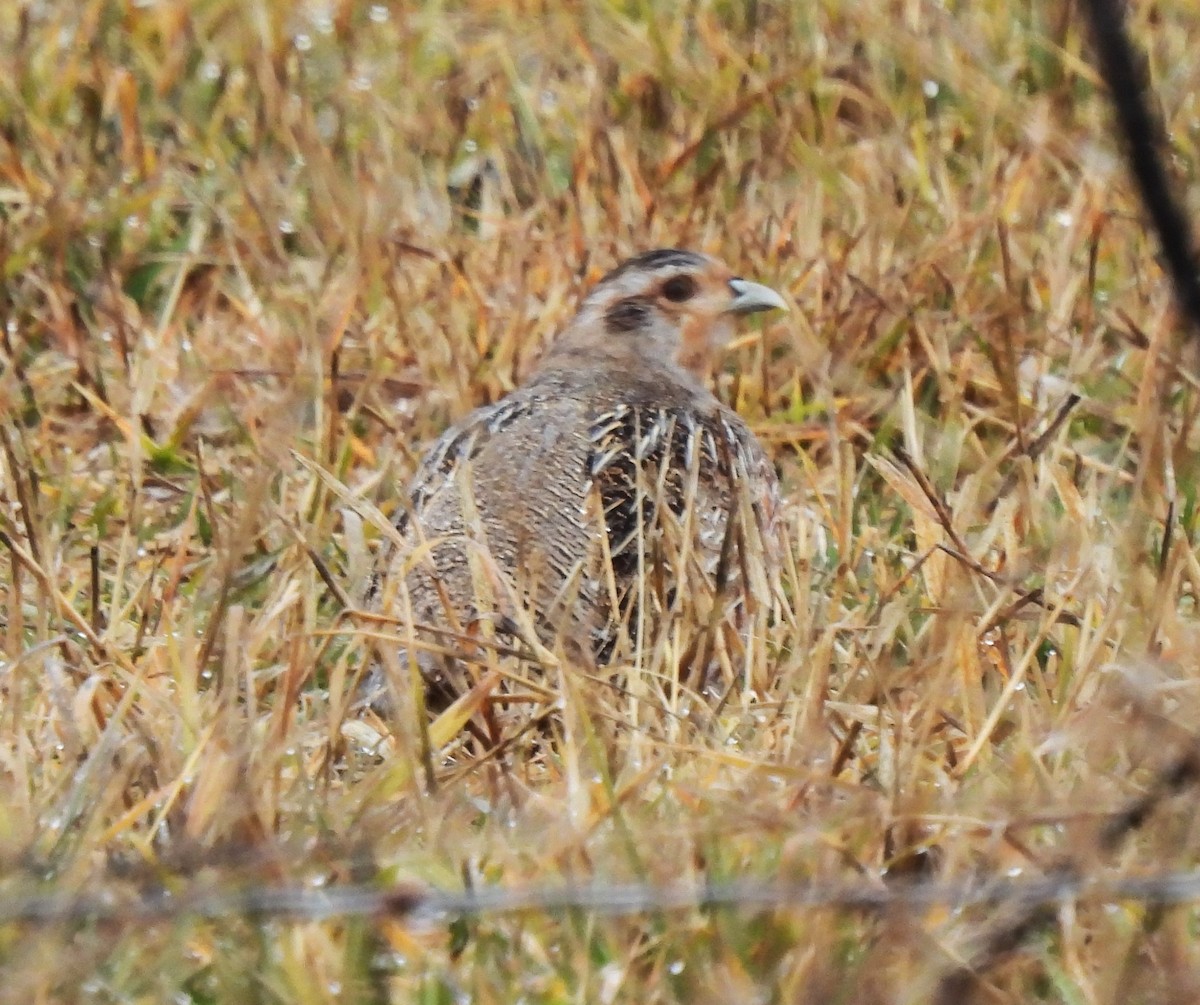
[374,249,786,699]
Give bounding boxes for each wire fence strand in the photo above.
[4,868,1200,929]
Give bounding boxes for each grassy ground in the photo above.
[3,0,1200,1001]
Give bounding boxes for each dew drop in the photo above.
[316,106,338,140]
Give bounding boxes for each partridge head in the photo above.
[545,248,787,378]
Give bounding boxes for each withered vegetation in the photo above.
[3,1,1200,1001]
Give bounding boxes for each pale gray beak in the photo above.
[726,278,788,315]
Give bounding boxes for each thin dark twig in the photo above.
[1080,0,1200,336]
[288,519,353,610]
[1098,746,1200,853]
[893,447,962,551]
[985,393,1082,513]
[89,543,102,632]
[979,586,1051,637]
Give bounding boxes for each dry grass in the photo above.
[4,0,1200,1001]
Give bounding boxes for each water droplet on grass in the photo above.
[316,106,338,140]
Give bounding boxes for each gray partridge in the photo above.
[373,249,787,700]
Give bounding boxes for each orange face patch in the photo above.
[675,310,716,376]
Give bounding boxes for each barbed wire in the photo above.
[3,867,1200,929]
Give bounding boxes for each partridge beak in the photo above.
[725,278,788,315]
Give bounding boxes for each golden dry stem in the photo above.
[3,1,1200,1001]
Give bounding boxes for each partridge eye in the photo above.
[661,275,698,303]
